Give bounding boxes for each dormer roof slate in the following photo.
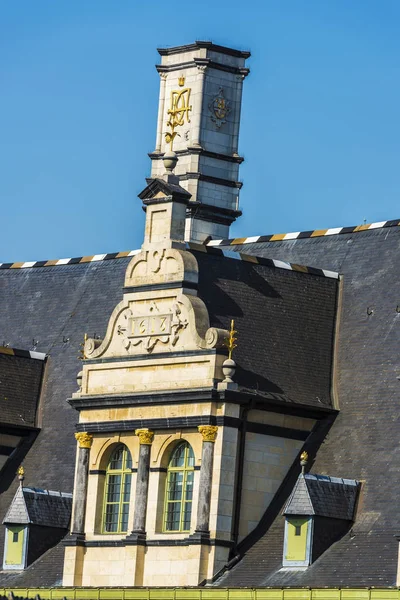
[283,473,359,520]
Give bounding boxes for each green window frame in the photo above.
[102,444,132,533]
[163,442,195,532]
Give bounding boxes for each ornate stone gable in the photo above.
[74,174,229,398]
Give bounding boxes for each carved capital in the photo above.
[198,425,218,443]
[135,428,155,445]
[75,432,93,449]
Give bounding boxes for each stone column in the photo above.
[195,425,218,535]
[131,428,154,537]
[71,432,93,536]
[232,74,245,155]
[155,72,168,152]
[190,63,207,148]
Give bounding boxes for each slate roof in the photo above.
[215,224,400,587]
[283,473,359,520]
[0,247,337,585]
[0,352,45,428]
[3,486,72,528]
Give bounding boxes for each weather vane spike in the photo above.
[78,333,88,360]
[226,319,237,360]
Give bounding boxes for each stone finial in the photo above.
[198,425,218,443]
[75,432,93,449]
[135,429,155,445]
[300,450,308,474]
[163,150,178,173]
[222,358,236,384]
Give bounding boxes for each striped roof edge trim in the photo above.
[189,244,339,279]
[0,245,338,279]
[0,250,140,270]
[0,346,47,361]
[0,218,398,271]
[207,218,400,247]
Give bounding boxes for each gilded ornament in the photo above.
[225,319,237,360]
[135,428,155,445]
[165,86,192,150]
[300,451,308,463]
[17,465,24,477]
[78,333,88,360]
[198,425,218,443]
[75,432,93,449]
[209,87,231,129]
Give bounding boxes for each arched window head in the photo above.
[102,444,132,533]
[164,442,195,532]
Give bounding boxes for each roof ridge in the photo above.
[0,245,339,279]
[207,218,400,247]
[0,345,46,361]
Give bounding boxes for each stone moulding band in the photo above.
[157,41,251,59]
[75,415,309,441]
[63,537,234,548]
[156,59,249,77]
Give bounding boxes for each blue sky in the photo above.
[1,1,400,262]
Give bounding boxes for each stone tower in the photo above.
[149,41,250,242]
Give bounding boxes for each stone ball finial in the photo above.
[222,358,236,383]
[163,150,178,173]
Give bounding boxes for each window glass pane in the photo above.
[182,502,192,530]
[185,471,194,501]
[123,474,131,502]
[102,444,131,533]
[164,442,194,532]
[109,446,124,470]
[167,472,183,501]
[106,474,121,502]
[170,444,185,468]
[165,502,181,531]
[125,450,132,470]
[187,445,195,467]
[104,504,119,532]
[121,503,129,532]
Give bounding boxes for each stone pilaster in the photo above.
[232,74,245,155]
[130,428,154,539]
[155,72,168,152]
[71,432,93,536]
[190,63,207,147]
[195,425,218,535]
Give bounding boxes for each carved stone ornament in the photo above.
[117,299,189,355]
[209,87,231,129]
[198,425,218,443]
[75,432,93,449]
[135,429,155,445]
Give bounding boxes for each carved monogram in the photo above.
[118,300,188,354]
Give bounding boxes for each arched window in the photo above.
[163,442,195,532]
[102,444,132,533]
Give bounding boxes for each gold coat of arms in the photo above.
[209,87,231,129]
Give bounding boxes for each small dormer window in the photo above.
[2,479,72,570]
[3,525,28,569]
[283,517,312,567]
[282,454,359,570]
